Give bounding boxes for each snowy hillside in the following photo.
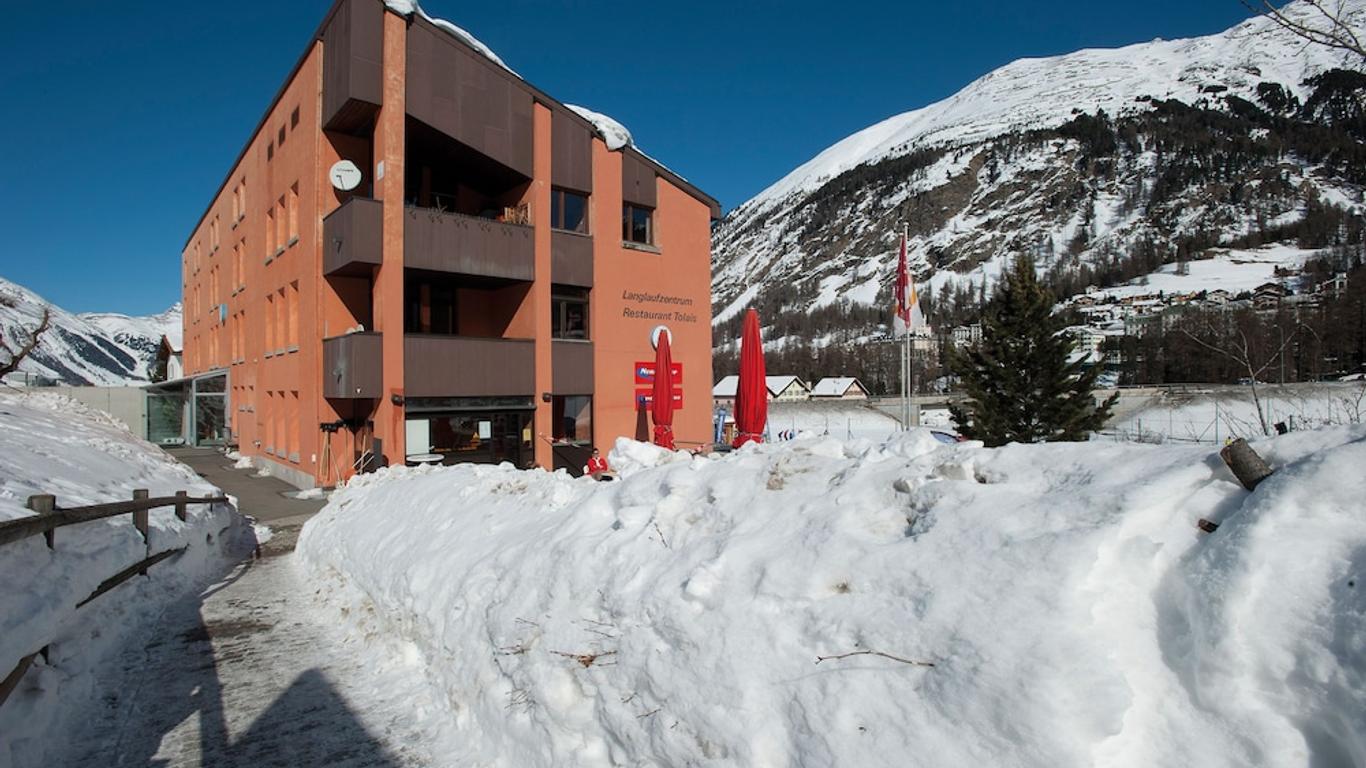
[713,0,1366,326]
[0,276,179,386]
[298,429,1366,767]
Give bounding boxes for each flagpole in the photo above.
[908,220,915,429]
[901,224,910,431]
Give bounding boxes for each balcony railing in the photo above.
[551,230,593,287]
[323,197,383,277]
[404,207,535,281]
[322,332,382,399]
[404,335,534,398]
[552,339,593,394]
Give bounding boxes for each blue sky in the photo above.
[0,1,1259,316]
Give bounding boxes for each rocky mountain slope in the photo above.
[0,276,179,386]
[712,1,1366,339]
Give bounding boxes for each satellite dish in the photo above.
[329,160,362,192]
[651,325,672,349]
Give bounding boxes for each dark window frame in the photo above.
[623,203,653,246]
[550,187,590,234]
[551,287,589,340]
[551,394,593,445]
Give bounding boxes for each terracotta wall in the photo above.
[589,145,714,454]
[184,0,716,483]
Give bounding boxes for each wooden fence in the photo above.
[0,490,228,709]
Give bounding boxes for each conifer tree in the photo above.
[948,255,1117,446]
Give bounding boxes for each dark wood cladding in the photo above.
[551,231,593,287]
[323,197,383,276]
[406,18,534,178]
[621,152,657,208]
[551,110,592,193]
[322,0,383,133]
[323,332,383,398]
[404,336,535,397]
[405,208,535,281]
[552,340,594,394]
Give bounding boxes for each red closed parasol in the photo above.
[651,328,676,450]
[732,308,767,448]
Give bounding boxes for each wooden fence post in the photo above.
[1220,438,1274,491]
[132,489,149,575]
[27,495,56,549]
[174,490,188,522]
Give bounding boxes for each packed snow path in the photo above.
[58,449,436,767]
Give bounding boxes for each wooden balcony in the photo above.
[404,208,534,282]
[322,332,382,399]
[404,335,534,398]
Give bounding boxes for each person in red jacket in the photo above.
[586,448,611,480]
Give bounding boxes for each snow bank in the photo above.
[298,427,1366,767]
[0,392,253,768]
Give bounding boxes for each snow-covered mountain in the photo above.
[713,0,1366,328]
[0,276,180,386]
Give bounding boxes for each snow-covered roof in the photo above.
[162,328,183,353]
[713,375,739,397]
[385,1,517,75]
[565,104,633,151]
[811,377,865,397]
[765,375,808,395]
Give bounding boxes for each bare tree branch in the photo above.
[1243,0,1366,61]
[0,308,51,379]
[815,650,936,667]
[1180,323,1309,436]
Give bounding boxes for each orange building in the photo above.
[181,0,718,487]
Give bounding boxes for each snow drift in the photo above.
[298,429,1366,767]
[0,392,253,768]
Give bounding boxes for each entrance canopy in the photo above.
[144,369,229,447]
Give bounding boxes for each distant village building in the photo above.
[712,375,810,406]
[1254,282,1288,309]
[766,376,811,402]
[1318,273,1349,299]
[155,332,184,382]
[951,324,982,347]
[810,377,870,400]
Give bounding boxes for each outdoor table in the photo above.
[406,453,443,466]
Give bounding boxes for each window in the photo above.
[288,281,299,347]
[405,275,459,335]
[551,287,589,340]
[551,395,592,444]
[290,106,300,129]
[288,391,299,461]
[265,293,275,349]
[266,209,276,255]
[288,183,299,242]
[278,125,286,147]
[263,391,274,452]
[275,390,285,455]
[550,188,588,234]
[276,196,286,251]
[267,141,274,161]
[623,203,653,245]
[276,287,287,349]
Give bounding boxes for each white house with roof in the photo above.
[810,377,869,400]
[713,375,810,406]
[156,330,184,382]
[766,375,810,402]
